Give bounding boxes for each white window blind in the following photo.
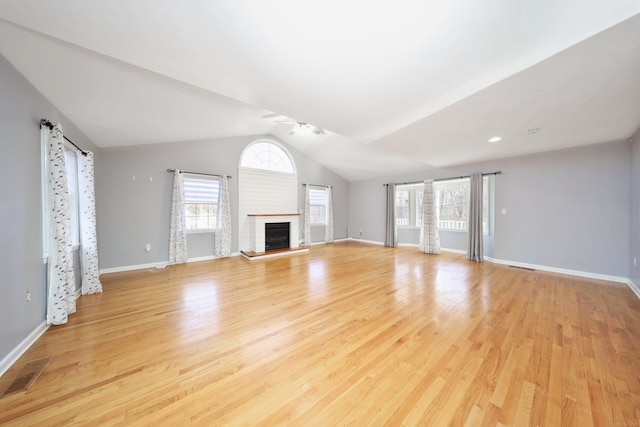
[183,175,219,231]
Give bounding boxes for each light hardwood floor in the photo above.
[1,241,639,426]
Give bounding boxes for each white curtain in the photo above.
[42,123,76,325]
[215,176,232,257]
[419,179,441,254]
[324,187,334,243]
[169,169,188,264]
[303,185,311,246]
[384,183,397,247]
[468,172,484,262]
[77,152,102,295]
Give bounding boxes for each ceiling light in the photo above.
[488,136,502,143]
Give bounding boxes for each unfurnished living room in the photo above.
[1,1,640,426]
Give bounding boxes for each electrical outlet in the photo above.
[145,243,151,252]
[359,228,363,237]
[26,290,31,303]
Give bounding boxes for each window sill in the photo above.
[186,229,215,234]
[438,229,490,236]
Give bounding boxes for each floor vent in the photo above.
[1,357,52,397]
[508,265,536,271]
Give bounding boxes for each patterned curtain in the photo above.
[215,176,232,257]
[77,152,102,295]
[324,186,334,243]
[468,172,484,262]
[42,123,76,325]
[419,179,441,254]
[384,183,397,247]
[168,169,188,264]
[303,185,311,246]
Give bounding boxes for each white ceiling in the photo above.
[1,1,639,181]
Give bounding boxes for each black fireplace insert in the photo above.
[265,222,290,251]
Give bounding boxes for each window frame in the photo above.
[396,177,490,234]
[434,176,490,234]
[308,186,329,226]
[239,139,296,174]
[395,184,423,229]
[183,174,220,234]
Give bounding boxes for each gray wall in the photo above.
[630,128,640,287]
[98,136,349,269]
[0,54,98,363]
[350,141,630,277]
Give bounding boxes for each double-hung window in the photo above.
[183,175,219,232]
[41,141,81,260]
[308,186,328,225]
[395,177,490,234]
[434,176,489,234]
[395,184,422,228]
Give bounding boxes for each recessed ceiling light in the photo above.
[488,136,502,143]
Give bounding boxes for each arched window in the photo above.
[240,140,295,174]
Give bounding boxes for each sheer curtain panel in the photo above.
[419,179,441,254]
[303,186,312,246]
[215,176,232,257]
[42,123,77,325]
[169,169,188,264]
[324,187,334,243]
[77,152,102,294]
[467,172,484,262]
[384,183,397,247]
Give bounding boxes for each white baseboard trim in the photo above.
[186,252,241,263]
[484,256,629,284]
[347,237,384,246]
[441,248,467,255]
[0,321,49,378]
[100,261,168,275]
[627,279,640,300]
[99,252,245,275]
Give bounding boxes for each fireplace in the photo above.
[244,214,307,260]
[265,222,290,251]
[246,213,301,254]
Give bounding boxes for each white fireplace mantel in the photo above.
[247,214,300,253]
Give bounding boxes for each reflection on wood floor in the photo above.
[1,241,639,426]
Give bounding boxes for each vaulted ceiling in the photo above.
[1,1,639,181]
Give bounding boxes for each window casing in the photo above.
[308,187,328,225]
[434,177,489,233]
[395,177,490,234]
[395,184,423,228]
[240,141,295,174]
[183,175,219,232]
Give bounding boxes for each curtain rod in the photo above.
[383,171,502,187]
[40,119,88,156]
[302,183,332,188]
[166,169,232,179]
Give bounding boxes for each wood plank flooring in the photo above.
[1,241,639,426]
